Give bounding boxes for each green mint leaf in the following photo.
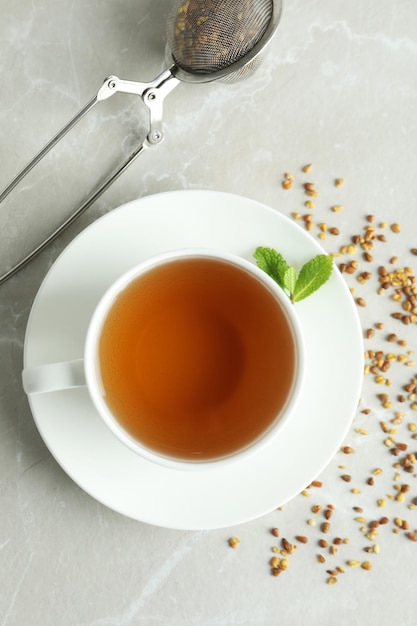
[293,254,333,302]
[254,247,288,290]
[283,266,297,295]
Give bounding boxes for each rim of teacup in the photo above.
[84,248,306,472]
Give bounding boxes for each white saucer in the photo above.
[24,190,363,530]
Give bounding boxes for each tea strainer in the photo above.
[0,0,282,285]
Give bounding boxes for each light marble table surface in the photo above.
[1,1,417,624]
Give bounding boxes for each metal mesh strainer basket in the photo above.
[166,0,274,77]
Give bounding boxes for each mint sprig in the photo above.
[254,246,333,303]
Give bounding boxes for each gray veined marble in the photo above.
[1,1,417,625]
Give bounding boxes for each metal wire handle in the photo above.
[0,69,179,286]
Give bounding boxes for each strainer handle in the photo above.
[0,143,148,285]
[0,69,180,286]
[0,96,99,206]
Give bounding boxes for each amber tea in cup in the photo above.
[94,251,302,465]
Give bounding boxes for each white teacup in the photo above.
[22,249,305,471]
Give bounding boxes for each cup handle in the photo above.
[22,359,86,394]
